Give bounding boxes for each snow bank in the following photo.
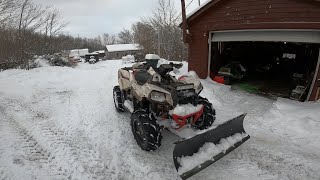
[261,98,320,148]
[122,55,135,64]
[169,103,203,116]
[178,133,249,174]
[33,57,50,67]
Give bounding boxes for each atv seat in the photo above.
[134,70,152,85]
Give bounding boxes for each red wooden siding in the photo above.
[186,0,320,100]
[187,0,320,78]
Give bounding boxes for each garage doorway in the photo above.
[209,30,320,101]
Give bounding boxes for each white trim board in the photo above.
[307,48,320,101]
[211,30,320,43]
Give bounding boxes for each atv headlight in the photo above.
[150,91,166,102]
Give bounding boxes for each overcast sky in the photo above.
[33,0,200,38]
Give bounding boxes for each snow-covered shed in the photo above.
[105,44,143,60]
[181,0,320,101]
[94,50,106,59]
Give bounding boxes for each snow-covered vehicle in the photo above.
[89,56,96,64]
[218,62,247,85]
[113,54,250,179]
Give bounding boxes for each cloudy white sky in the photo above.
[33,0,201,38]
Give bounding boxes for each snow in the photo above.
[106,44,142,52]
[186,0,212,19]
[169,103,203,117]
[122,55,135,64]
[69,48,89,57]
[33,57,50,67]
[145,54,160,60]
[0,60,320,180]
[178,133,249,174]
[94,50,105,54]
[124,100,134,113]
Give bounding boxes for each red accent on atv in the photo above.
[213,75,225,84]
[171,105,204,129]
[178,75,188,81]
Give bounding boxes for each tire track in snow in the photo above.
[0,103,67,179]
[0,105,16,180]
[1,97,112,179]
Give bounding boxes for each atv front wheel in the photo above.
[113,86,125,112]
[131,110,162,151]
[193,97,216,130]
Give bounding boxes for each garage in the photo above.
[180,0,320,101]
[208,30,320,101]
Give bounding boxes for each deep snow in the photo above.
[0,60,319,180]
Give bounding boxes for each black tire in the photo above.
[193,97,216,130]
[131,110,162,151]
[113,86,125,112]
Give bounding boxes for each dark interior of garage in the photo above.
[210,42,320,101]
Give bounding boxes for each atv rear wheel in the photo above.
[193,97,216,130]
[131,110,162,151]
[113,86,125,112]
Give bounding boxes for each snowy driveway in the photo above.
[0,60,319,180]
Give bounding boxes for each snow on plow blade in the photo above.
[173,114,250,179]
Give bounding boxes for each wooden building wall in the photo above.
[186,0,320,100]
[187,0,320,78]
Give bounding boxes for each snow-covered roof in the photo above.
[94,50,105,54]
[69,49,89,57]
[106,44,142,53]
[187,0,212,19]
[145,54,160,60]
[86,52,99,55]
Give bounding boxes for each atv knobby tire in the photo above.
[193,97,216,130]
[131,110,162,151]
[113,86,125,112]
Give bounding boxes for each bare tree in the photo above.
[118,28,133,44]
[44,9,68,53]
[131,0,187,61]
[132,21,156,54]
[102,33,116,45]
[0,0,17,25]
[16,0,49,67]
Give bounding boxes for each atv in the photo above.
[113,54,250,179]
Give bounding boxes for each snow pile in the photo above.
[122,55,135,64]
[178,133,249,174]
[124,100,134,113]
[169,103,203,117]
[157,58,169,66]
[32,57,51,67]
[261,99,320,148]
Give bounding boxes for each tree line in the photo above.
[0,0,105,70]
[116,0,188,61]
[0,0,187,70]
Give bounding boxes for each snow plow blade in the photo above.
[173,114,250,179]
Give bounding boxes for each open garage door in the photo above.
[209,30,320,101]
[211,30,320,44]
